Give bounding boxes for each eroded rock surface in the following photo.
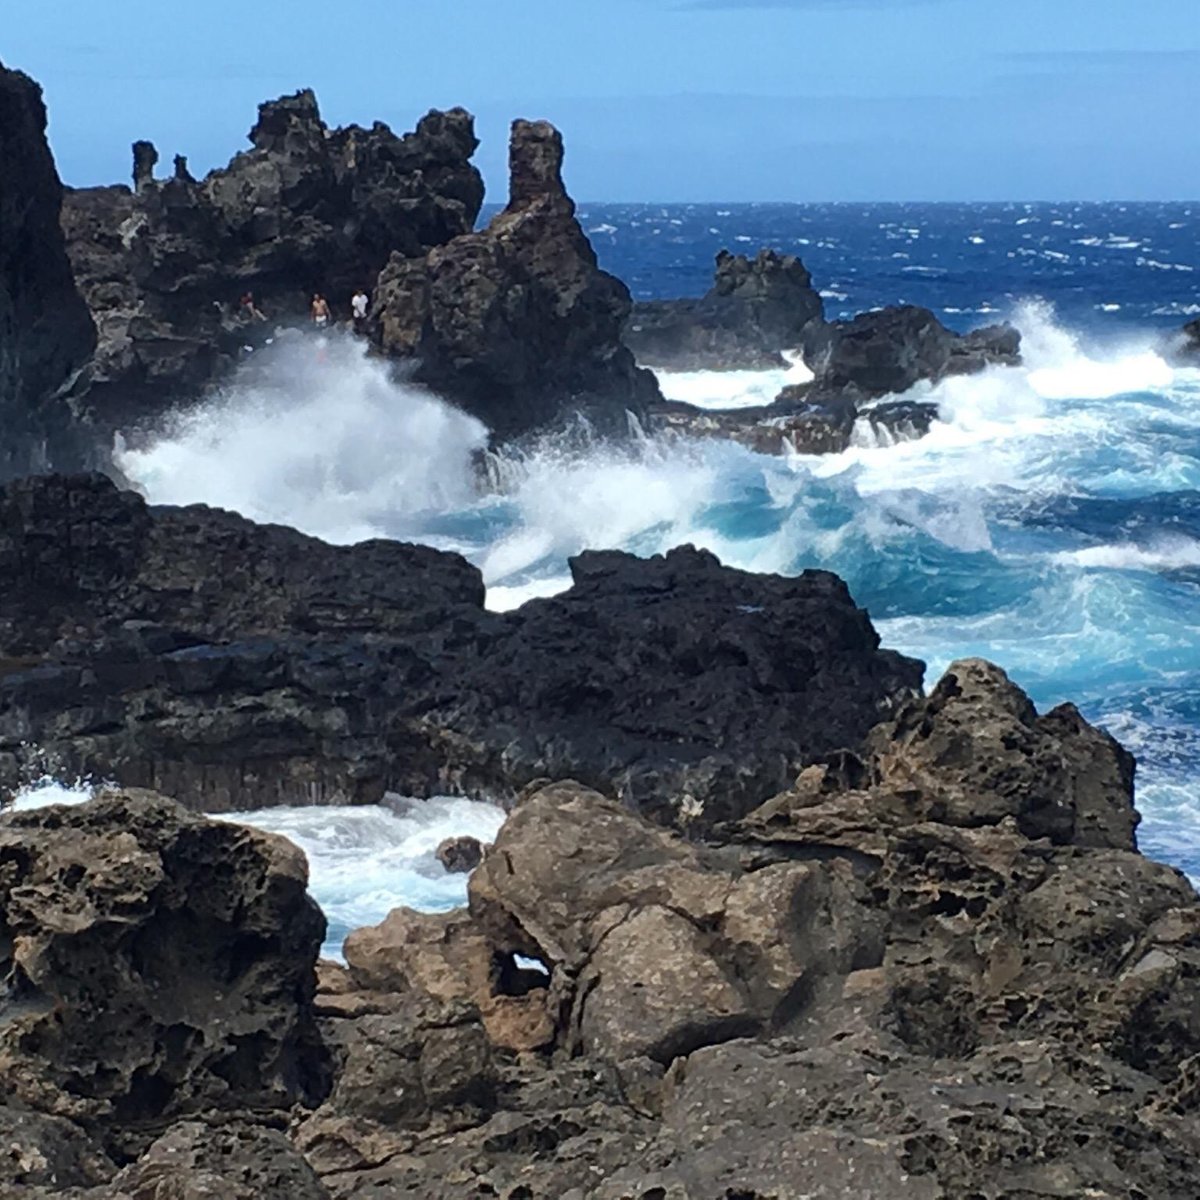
[0,791,329,1160]
[373,120,660,440]
[0,62,98,482]
[0,474,920,820]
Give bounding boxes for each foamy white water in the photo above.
[6,781,506,961]
[222,797,507,960]
[653,351,813,409]
[116,335,488,546]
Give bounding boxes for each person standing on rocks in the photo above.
[351,287,370,334]
[311,293,331,329]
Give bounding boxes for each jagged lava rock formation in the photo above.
[61,89,484,431]
[639,252,1021,455]
[625,247,825,371]
[371,119,660,440]
[0,62,98,483]
[0,473,920,823]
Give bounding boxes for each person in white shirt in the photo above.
[351,289,369,333]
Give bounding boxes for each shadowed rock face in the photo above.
[1176,316,1200,362]
[372,120,661,441]
[0,62,98,483]
[625,248,825,371]
[0,474,921,821]
[61,89,483,432]
[0,791,330,1158]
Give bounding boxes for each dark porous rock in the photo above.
[61,90,483,432]
[806,305,1021,399]
[0,790,330,1155]
[436,834,485,873]
[0,62,98,483]
[446,543,923,826]
[372,119,660,441]
[0,475,921,821]
[1172,316,1200,363]
[113,1121,332,1200]
[625,248,825,371]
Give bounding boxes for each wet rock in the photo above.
[61,90,483,433]
[1174,316,1200,362]
[436,834,484,873]
[625,248,825,371]
[0,61,98,482]
[372,119,660,441]
[806,305,1020,398]
[0,790,330,1154]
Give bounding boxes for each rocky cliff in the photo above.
[0,473,919,824]
[0,62,97,483]
[61,90,484,431]
[372,120,661,440]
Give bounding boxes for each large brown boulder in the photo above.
[0,62,98,482]
[0,790,330,1154]
[373,119,661,440]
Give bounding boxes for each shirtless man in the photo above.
[311,293,331,328]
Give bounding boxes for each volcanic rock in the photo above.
[0,474,921,822]
[1175,316,1200,362]
[61,90,483,433]
[436,834,485,873]
[0,62,98,483]
[372,119,661,440]
[624,248,825,371]
[0,790,329,1156]
[807,304,1021,398]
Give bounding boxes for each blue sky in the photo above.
[4,0,1198,201]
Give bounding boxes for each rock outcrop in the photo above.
[0,473,921,823]
[61,90,483,432]
[624,248,825,371]
[0,62,98,483]
[372,120,661,440]
[291,660,1200,1198]
[0,790,329,1163]
[639,277,1022,455]
[805,304,1021,399]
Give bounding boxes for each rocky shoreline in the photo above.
[5,57,1200,1199]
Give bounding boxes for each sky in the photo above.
[4,0,1198,202]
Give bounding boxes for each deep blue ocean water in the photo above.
[113,201,1200,907]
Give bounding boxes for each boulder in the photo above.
[0,791,330,1154]
[436,834,485,873]
[61,90,483,433]
[624,248,825,371]
[372,119,661,440]
[0,62,98,482]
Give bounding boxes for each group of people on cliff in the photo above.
[235,288,371,334]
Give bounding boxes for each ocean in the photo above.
[22,201,1200,958]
